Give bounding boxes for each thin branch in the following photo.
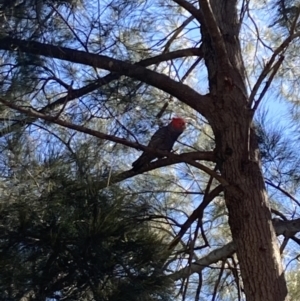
[0,96,215,162]
[249,32,300,107]
[195,272,203,301]
[290,236,300,247]
[50,3,87,51]
[252,55,285,112]
[0,100,234,190]
[211,260,225,301]
[279,237,289,254]
[172,0,203,24]
[181,56,202,83]
[169,185,223,249]
[266,179,300,207]
[163,15,195,52]
[138,47,203,66]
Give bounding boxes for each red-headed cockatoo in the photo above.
[132,117,186,170]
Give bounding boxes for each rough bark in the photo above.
[199,1,289,300]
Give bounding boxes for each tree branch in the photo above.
[170,242,236,280]
[99,152,216,189]
[252,55,285,112]
[266,179,300,207]
[0,47,202,137]
[170,217,300,280]
[0,37,212,118]
[249,32,300,107]
[0,97,216,181]
[0,98,243,192]
[172,0,203,24]
[168,185,223,249]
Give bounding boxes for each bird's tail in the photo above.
[132,154,150,171]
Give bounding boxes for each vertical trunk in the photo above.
[201,1,289,300]
[215,114,288,301]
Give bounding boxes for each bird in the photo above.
[132,117,186,170]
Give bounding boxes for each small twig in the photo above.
[54,81,73,118]
[168,185,223,249]
[266,179,300,207]
[211,260,226,301]
[249,32,300,107]
[163,15,195,53]
[50,3,88,51]
[252,56,284,112]
[172,0,203,24]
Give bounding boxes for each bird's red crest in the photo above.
[171,117,186,130]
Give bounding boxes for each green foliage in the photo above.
[0,167,173,300]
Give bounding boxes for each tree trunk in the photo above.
[200,1,289,300]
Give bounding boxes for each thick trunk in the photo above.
[200,1,289,300]
[217,116,288,301]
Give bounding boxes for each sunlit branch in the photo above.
[170,241,236,280]
[171,217,300,280]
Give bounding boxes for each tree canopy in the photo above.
[0,0,300,300]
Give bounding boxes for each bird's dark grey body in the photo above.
[132,122,184,170]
